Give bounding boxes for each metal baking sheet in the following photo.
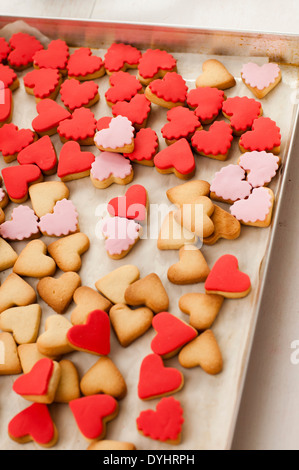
[0,16,298,451]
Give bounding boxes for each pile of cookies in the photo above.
[0,30,283,449]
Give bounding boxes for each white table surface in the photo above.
[1,0,299,451]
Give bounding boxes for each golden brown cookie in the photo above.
[54,359,81,403]
[166,180,211,207]
[29,181,70,218]
[0,332,22,375]
[157,211,197,250]
[167,246,210,285]
[178,329,223,374]
[179,292,224,330]
[36,314,74,357]
[109,303,153,347]
[13,239,56,278]
[203,204,241,245]
[0,273,36,313]
[0,237,18,271]
[47,232,90,272]
[174,196,215,239]
[124,273,169,314]
[37,272,81,314]
[80,356,127,399]
[95,264,140,305]
[196,59,236,89]
[0,304,41,344]
[71,286,112,325]
[17,343,56,373]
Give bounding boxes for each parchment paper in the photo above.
[0,20,298,451]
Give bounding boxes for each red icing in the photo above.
[96,116,112,131]
[104,42,142,73]
[67,47,104,78]
[0,64,17,88]
[57,107,96,142]
[0,88,12,123]
[136,397,184,442]
[2,164,41,201]
[105,70,142,104]
[239,117,281,152]
[8,403,55,445]
[149,72,187,103]
[124,127,158,163]
[60,79,99,111]
[151,311,197,357]
[13,358,54,396]
[57,140,95,178]
[187,87,225,123]
[0,123,35,156]
[107,184,147,221]
[161,107,201,141]
[138,353,183,400]
[17,135,57,174]
[23,68,61,99]
[69,394,117,440]
[0,37,11,63]
[33,39,69,70]
[138,49,176,80]
[205,254,251,294]
[222,96,262,133]
[191,120,233,156]
[67,309,110,355]
[112,93,151,127]
[8,32,43,68]
[32,99,71,134]
[153,138,195,175]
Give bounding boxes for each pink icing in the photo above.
[241,62,280,90]
[38,199,78,236]
[0,205,39,240]
[94,115,134,149]
[0,188,5,201]
[102,216,141,255]
[91,152,132,182]
[239,151,279,188]
[210,164,252,202]
[230,187,273,222]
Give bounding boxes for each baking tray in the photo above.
[0,16,298,451]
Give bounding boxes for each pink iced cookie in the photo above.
[241,62,281,98]
[210,164,252,204]
[94,115,135,153]
[230,187,274,227]
[0,205,39,240]
[238,151,280,188]
[90,152,133,189]
[38,198,79,237]
[101,216,141,259]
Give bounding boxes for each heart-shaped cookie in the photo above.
[125,273,169,314]
[32,98,71,136]
[145,72,188,108]
[18,343,56,374]
[154,138,196,179]
[23,68,62,101]
[80,356,127,399]
[101,216,142,259]
[29,181,70,218]
[151,311,198,358]
[69,394,118,441]
[238,150,280,188]
[47,232,90,273]
[0,123,36,163]
[33,39,69,73]
[109,303,153,347]
[0,237,18,271]
[57,141,95,181]
[138,353,184,400]
[94,115,135,153]
[210,164,252,204]
[174,195,215,238]
[203,204,241,245]
[8,32,43,70]
[241,62,281,98]
[104,42,142,74]
[38,198,79,237]
[8,402,58,447]
[230,187,274,227]
[157,210,198,250]
[222,96,263,135]
[0,273,37,314]
[60,78,99,111]
[95,264,140,305]
[37,314,74,356]
[0,331,22,374]
[136,396,184,444]
[195,59,236,89]
[54,359,80,403]
[0,205,40,240]
[179,292,224,330]
[90,151,134,188]
[166,180,211,206]
[167,245,210,285]
[124,127,159,166]
[0,304,41,344]
[67,47,105,80]
[67,309,110,356]
[57,107,96,145]
[71,286,112,325]
[187,86,225,124]
[0,88,12,127]
[178,329,223,374]
[161,106,202,144]
[1,164,42,203]
[13,239,56,278]
[191,120,233,160]
[105,70,143,105]
[112,93,151,129]
[205,254,251,298]
[0,63,19,91]
[107,184,148,221]
[137,49,177,85]
[239,117,281,154]
[37,271,81,314]
[17,135,57,175]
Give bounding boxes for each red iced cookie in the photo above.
[8,32,43,70]
[239,116,281,154]
[187,86,225,124]
[96,116,112,132]
[32,98,71,136]
[154,138,196,179]
[67,309,110,355]
[112,93,151,129]
[107,184,148,221]
[57,107,96,145]
[124,127,158,166]
[0,88,12,127]
[23,68,62,100]
[151,311,198,358]
[136,396,184,444]
[222,96,262,134]
[8,403,58,447]
[138,49,177,85]
[0,123,36,163]
[17,135,57,175]
[33,39,69,72]
[161,106,202,144]
[57,140,95,181]
[191,120,233,160]
[67,47,105,80]
[69,394,118,441]
[146,72,188,108]
[60,78,99,111]
[0,64,19,90]
[104,42,142,74]
[105,70,143,106]
[205,254,251,298]
[0,37,11,63]
[138,353,184,400]
[2,163,42,203]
